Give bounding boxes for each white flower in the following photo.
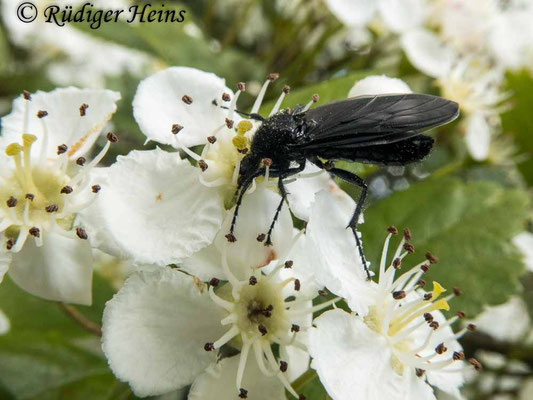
[309,227,477,400]
[0,88,121,304]
[87,67,337,265]
[349,75,413,98]
[513,232,533,273]
[102,235,332,399]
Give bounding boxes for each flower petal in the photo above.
[401,30,455,78]
[0,246,10,283]
[349,75,413,97]
[324,0,377,26]
[188,355,286,400]
[285,163,333,221]
[377,0,426,34]
[183,186,293,280]
[309,309,434,400]
[465,112,491,161]
[80,148,224,265]
[102,268,226,397]
[305,190,375,314]
[0,308,9,335]
[133,67,233,148]
[1,88,120,160]
[513,232,533,273]
[8,231,93,305]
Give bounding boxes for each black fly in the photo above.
[225,93,459,278]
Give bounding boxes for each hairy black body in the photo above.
[229,93,459,278]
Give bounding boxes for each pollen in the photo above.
[232,135,248,151]
[236,120,253,135]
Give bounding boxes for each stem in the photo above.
[58,303,102,337]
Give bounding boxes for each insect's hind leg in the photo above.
[325,167,371,280]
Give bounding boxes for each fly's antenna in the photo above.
[212,99,265,122]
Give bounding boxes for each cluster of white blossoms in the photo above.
[0,67,480,399]
[325,0,533,161]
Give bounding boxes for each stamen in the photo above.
[269,86,290,117]
[208,286,234,311]
[236,340,252,392]
[213,325,240,349]
[181,95,193,105]
[79,103,89,116]
[302,94,319,112]
[251,74,277,114]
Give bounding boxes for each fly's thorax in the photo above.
[249,113,299,161]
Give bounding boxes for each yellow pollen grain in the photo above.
[5,143,23,156]
[232,135,248,150]
[22,134,37,146]
[237,120,253,135]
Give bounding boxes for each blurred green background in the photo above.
[0,0,531,399]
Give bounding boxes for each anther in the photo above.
[107,132,119,143]
[435,343,447,354]
[238,148,249,154]
[222,93,231,102]
[237,82,246,91]
[23,90,32,100]
[258,324,268,336]
[284,260,293,268]
[23,194,33,202]
[256,233,265,242]
[284,107,291,114]
[249,276,258,286]
[423,313,434,323]
[318,289,328,297]
[392,258,401,269]
[423,293,433,301]
[238,388,248,399]
[6,239,14,250]
[403,228,411,242]
[429,321,440,330]
[294,279,301,291]
[456,310,466,319]
[291,324,300,333]
[6,196,17,208]
[209,278,220,287]
[403,243,415,253]
[182,95,193,104]
[204,342,215,352]
[467,323,476,332]
[171,124,183,134]
[323,160,334,170]
[57,144,68,155]
[279,360,288,372]
[207,136,217,144]
[198,160,208,172]
[45,204,59,213]
[312,94,319,102]
[37,110,48,119]
[387,225,398,234]
[299,395,306,400]
[75,227,88,240]
[91,185,101,193]
[76,157,86,166]
[468,358,482,371]
[453,287,461,296]
[415,368,426,377]
[225,233,237,243]
[225,118,234,129]
[421,264,430,273]
[29,227,40,238]
[425,252,438,264]
[61,186,73,194]
[79,103,89,116]
[417,279,426,287]
[261,158,272,167]
[453,351,465,361]
[282,85,291,94]
[393,290,406,300]
[267,73,279,81]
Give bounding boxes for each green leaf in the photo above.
[501,71,533,186]
[0,275,120,399]
[359,177,529,316]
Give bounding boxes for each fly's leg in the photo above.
[325,167,371,280]
[227,169,264,241]
[264,161,306,246]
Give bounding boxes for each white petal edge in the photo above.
[349,75,413,97]
[377,0,426,34]
[80,148,224,265]
[8,231,93,305]
[133,67,233,148]
[324,0,377,26]
[102,268,227,397]
[1,87,120,160]
[188,355,286,400]
[465,112,491,161]
[401,30,455,78]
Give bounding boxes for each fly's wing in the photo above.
[294,94,459,150]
